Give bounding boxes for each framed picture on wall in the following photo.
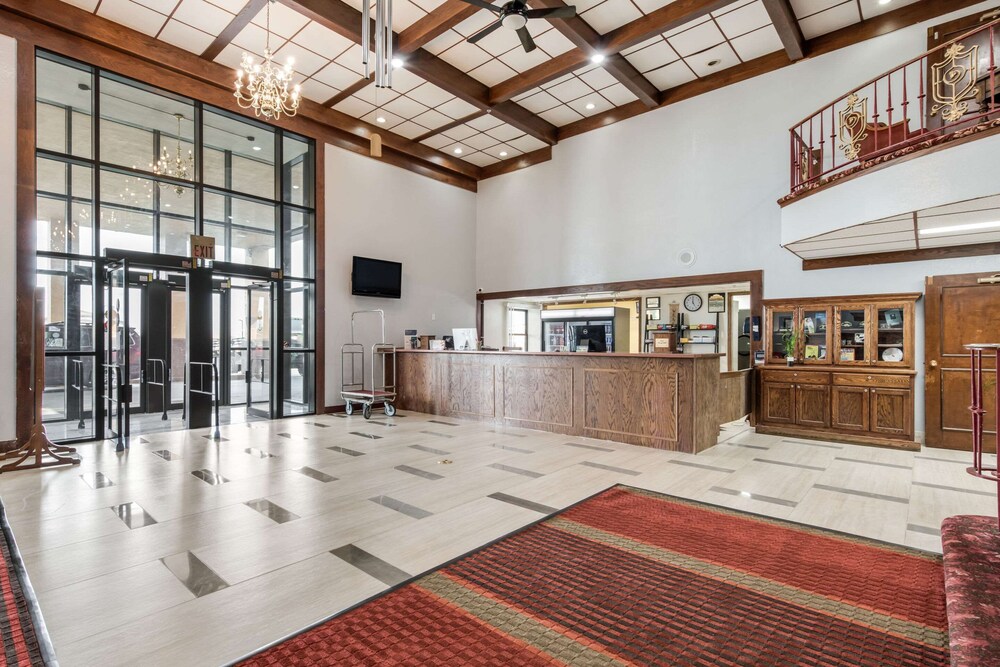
[707,293,726,313]
[646,309,661,321]
[646,297,660,309]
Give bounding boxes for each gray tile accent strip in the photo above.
[781,438,842,449]
[81,472,114,489]
[202,435,229,442]
[493,429,527,438]
[722,442,770,450]
[579,461,642,476]
[277,433,305,440]
[365,421,396,427]
[350,432,382,440]
[394,464,444,481]
[245,498,300,524]
[914,455,972,464]
[151,450,176,461]
[834,456,911,470]
[410,444,450,455]
[244,447,275,459]
[419,430,454,439]
[161,551,229,598]
[327,445,365,457]
[560,441,614,452]
[309,422,331,428]
[368,495,433,519]
[487,493,558,514]
[487,463,544,478]
[709,487,798,508]
[112,502,157,529]
[813,484,909,504]
[753,458,826,472]
[489,443,534,454]
[331,545,412,587]
[428,420,459,426]
[294,467,337,483]
[667,460,736,474]
[191,469,229,485]
[912,481,996,497]
[907,523,940,536]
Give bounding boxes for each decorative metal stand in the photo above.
[1,288,81,472]
[965,343,1000,528]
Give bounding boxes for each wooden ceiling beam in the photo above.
[492,0,739,105]
[281,0,557,143]
[480,146,553,179]
[396,0,480,54]
[530,0,659,107]
[202,0,268,61]
[324,77,372,107]
[412,110,487,142]
[761,0,805,61]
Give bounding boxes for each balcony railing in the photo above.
[788,19,1000,196]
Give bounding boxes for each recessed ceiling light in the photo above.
[878,0,891,4]
[391,57,404,69]
[707,59,721,67]
[585,102,595,110]
[292,185,300,189]
[453,147,463,154]
[590,53,605,64]
[164,203,171,208]
[499,151,508,157]
[252,145,262,151]
[376,116,386,123]
[919,220,1000,235]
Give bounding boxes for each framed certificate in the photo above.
[646,297,660,309]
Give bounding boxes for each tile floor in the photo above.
[0,412,995,666]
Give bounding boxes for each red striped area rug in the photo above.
[0,516,44,666]
[242,486,948,666]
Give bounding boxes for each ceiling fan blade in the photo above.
[516,26,537,53]
[524,5,576,18]
[468,19,504,44]
[455,0,502,12]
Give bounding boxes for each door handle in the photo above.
[929,360,938,368]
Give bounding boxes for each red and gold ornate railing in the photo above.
[788,19,1000,195]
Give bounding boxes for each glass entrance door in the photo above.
[104,259,129,444]
[248,283,273,419]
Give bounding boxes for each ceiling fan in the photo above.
[456,0,577,53]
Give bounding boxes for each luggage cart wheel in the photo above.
[345,401,354,415]
[384,402,396,417]
[363,404,372,420]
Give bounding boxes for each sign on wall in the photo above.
[191,235,216,261]
[707,292,726,313]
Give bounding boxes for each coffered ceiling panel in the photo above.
[512,63,640,126]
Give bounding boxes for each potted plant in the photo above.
[781,329,798,367]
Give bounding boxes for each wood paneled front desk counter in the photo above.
[394,350,749,454]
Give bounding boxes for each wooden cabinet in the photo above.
[757,293,920,449]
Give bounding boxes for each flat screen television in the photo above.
[352,256,402,299]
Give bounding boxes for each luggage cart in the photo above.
[341,309,397,419]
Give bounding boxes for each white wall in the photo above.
[475,2,1000,438]
[0,35,16,441]
[324,147,477,407]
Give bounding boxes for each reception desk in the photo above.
[394,350,749,453]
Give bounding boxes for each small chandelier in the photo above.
[234,0,301,120]
[363,0,394,88]
[151,113,194,196]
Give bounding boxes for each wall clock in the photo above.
[683,294,703,311]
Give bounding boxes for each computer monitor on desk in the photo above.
[574,325,607,352]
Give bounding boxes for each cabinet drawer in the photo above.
[833,373,911,388]
[761,370,829,385]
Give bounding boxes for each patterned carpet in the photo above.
[0,509,44,666]
[242,486,949,666]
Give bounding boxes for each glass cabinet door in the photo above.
[799,307,831,364]
[768,308,796,363]
[873,304,909,366]
[834,306,870,365]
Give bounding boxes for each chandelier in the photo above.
[234,0,301,120]
[363,0,395,88]
[151,113,194,196]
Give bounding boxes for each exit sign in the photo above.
[191,235,216,261]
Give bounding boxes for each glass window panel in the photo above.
[282,209,313,278]
[282,351,314,415]
[100,207,155,253]
[282,135,313,207]
[99,74,195,177]
[42,356,96,441]
[37,257,96,352]
[160,216,194,256]
[283,281,313,349]
[206,192,277,266]
[203,110,275,196]
[37,162,93,255]
[36,56,93,158]
[37,157,67,195]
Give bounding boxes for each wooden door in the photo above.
[832,386,868,431]
[762,382,795,424]
[870,388,912,438]
[925,272,1000,450]
[795,384,830,428]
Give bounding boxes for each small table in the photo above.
[964,343,1000,528]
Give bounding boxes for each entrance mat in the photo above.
[0,505,48,666]
[240,485,948,666]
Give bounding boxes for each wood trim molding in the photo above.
[412,110,487,143]
[802,243,1000,271]
[201,0,267,61]
[323,77,372,107]
[761,0,805,61]
[15,39,35,444]
[479,146,553,179]
[314,143,326,411]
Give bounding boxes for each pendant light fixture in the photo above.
[362,0,394,89]
[234,0,301,120]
